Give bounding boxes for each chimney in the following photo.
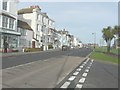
[30,5,41,10]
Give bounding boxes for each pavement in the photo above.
[1,48,92,88]
[1,48,60,58]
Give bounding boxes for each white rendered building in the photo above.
[0,0,21,52]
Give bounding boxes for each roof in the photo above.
[17,20,33,31]
[18,6,41,15]
[18,8,34,15]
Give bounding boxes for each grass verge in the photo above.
[90,48,118,64]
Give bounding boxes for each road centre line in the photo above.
[80,66,83,68]
[79,77,86,83]
[82,73,88,77]
[75,84,83,88]
[60,81,71,88]
[68,76,76,81]
[2,59,44,70]
[85,69,89,72]
[76,68,81,71]
[73,72,79,76]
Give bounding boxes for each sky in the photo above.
[17,1,118,45]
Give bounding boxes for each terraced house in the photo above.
[18,5,55,51]
[0,0,21,53]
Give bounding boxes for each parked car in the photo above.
[62,45,69,51]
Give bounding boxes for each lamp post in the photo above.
[92,33,96,49]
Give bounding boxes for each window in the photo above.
[2,16,8,28]
[3,2,7,10]
[37,24,39,31]
[9,18,14,29]
[20,28,26,36]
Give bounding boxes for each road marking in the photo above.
[87,66,90,69]
[68,76,76,81]
[60,81,71,88]
[82,73,88,77]
[91,59,94,62]
[90,62,93,65]
[73,72,79,76]
[79,78,86,83]
[83,62,87,64]
[2,59,44,70]
[75,84,83,88]
[76,68,81,71]
[82,63,85,66]
[80,66,83,68]
[85,69,89,72]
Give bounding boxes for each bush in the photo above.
[24,48,43,52]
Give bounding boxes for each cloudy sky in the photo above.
[17,1,118,45]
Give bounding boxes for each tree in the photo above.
[102,26,114,53]
[112,26,120,48]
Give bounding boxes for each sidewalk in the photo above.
[1,48,60,57]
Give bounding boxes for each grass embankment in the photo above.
[90,47,119,64]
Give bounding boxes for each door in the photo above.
[32,41,35,48]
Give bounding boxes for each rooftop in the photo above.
[17,20,33,31]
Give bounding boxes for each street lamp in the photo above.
[92,33,96,49]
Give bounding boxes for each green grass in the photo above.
[90,47,119,64]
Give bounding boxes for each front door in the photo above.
[32,41,35,48]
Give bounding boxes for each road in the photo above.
[2,48,92,88]
[2,48,92,69]
[1,48,118,89]
[56,58,118,89]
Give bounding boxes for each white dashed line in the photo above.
[68,76,76,81]
[60,82,71,88]
[85,69,89,72]
[73,72,79,76]
[82,73,88,77]
[83,62,87,64]
[90,62,93,65]
[79,78,86,83]
[75,84,83,88]
[91,59,94,62]
[76,68,81,71]
[80,66,83,68]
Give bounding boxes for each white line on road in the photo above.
[2,58,48,70]
[80,66,83,68]
[79,78,86,83]
[75,84,83,88]
[87,66,90,69]
[68,76,76,81]
[85,69,89,72]
[76,68,81,71]
[91,59,94,62]
[82,73,88,77]
[73,72,79,76]
[60,81,71,88]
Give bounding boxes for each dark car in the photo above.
[62,45,69,51]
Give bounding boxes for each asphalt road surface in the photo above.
[2,48,92,69]
[56,58,118,89]
[2,48,92,88]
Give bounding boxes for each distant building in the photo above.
[0,0,21,52]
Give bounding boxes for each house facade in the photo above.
[18,6,55,51]
[0,0,21,52]
[17,19,33,51]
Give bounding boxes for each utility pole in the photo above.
[92,33,96,49]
